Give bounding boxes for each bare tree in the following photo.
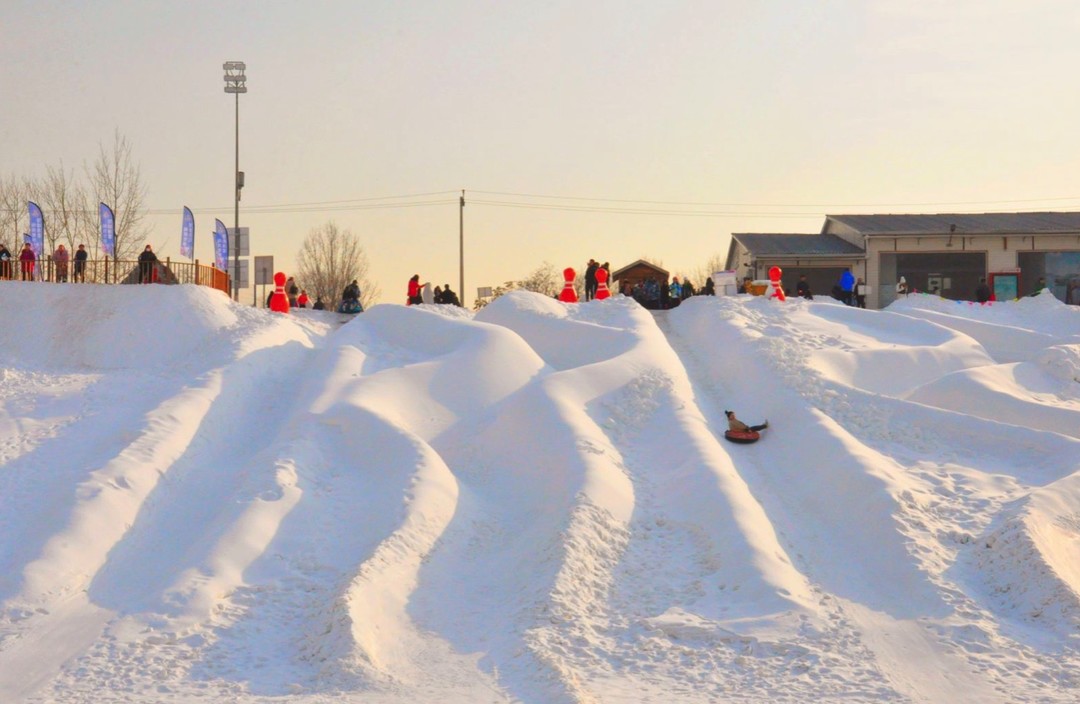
[42,162,93,253]
[518,261,561,297]
[295,221,380,310]
[688,253,727,291]
[0,175,44,253]
[87,129,148,261]
[472,261,563,309]
[0,174,29,254]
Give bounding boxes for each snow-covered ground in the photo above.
[1,282,1078,704]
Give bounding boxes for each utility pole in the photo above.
[459,189,465,304]
[223,61,247,301]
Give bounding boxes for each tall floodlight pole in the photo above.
[459,190,465,305]
[224,61,247,301]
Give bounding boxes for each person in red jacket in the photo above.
[407,274,425,305]
[297,289,310,308]
[19,243,35,281]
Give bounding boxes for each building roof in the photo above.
[825,212,1080,235]
[730,233,865,257]
[611,259,669,278]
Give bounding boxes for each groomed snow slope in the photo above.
[0,282,1078,703]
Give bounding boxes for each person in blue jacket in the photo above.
[840,268,856,306]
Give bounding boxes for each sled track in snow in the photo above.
[27,328,334,701]
[657,298,1080,703]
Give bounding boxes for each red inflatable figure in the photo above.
[767,266,786,302]
[558,267,578,302]
[595,267,611,300]
[270,271,291,313]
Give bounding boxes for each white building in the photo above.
[725,212,1080,308]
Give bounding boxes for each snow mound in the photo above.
[475,290,642,370]
[1039,344,1080,388]
[0,282,245,371]
[975,473,1080,637]
[4,285,1080,703]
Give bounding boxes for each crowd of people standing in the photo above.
[406,274,461,306]
[0,242,92,282]
[623,274,714,309]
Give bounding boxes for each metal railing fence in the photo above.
[0,257,230,295]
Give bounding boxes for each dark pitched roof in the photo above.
[826,212,1080,235]
[731,233,864,257]
[611,259,669,278]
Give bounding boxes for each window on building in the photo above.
[880,252,986,302]
[1019,252,1080,304]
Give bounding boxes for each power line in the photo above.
[467,199,822,217]
[146,190,459,215]
[158,199,459,215]
[468,189,1080,209]
[12,188,1080,218]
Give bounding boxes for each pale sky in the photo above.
[4,0,1079,304]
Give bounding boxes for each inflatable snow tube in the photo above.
[338,299,363,315]
[724,429,761,444]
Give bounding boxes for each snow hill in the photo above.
[1,281,1079,704]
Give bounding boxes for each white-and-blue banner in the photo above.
[27,201,44,258]
[99,203,116,258]
[214,219,229,271]
[181,207,195,259]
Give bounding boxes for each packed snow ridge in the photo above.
[1,281,1079,704]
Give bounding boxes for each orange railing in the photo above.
[0,257,231,296]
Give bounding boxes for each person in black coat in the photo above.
[73,244,88,282]
[796,274,813,300]
[138,244,157,283]
[584,259,599,301]
[312,296,325,310]
[441,284,461,306]
[0,244,11,280]
[975,278,991,303]
[286,277,299,306]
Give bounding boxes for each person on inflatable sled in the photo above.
[339,279,364,314]
[724,410,768,444]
